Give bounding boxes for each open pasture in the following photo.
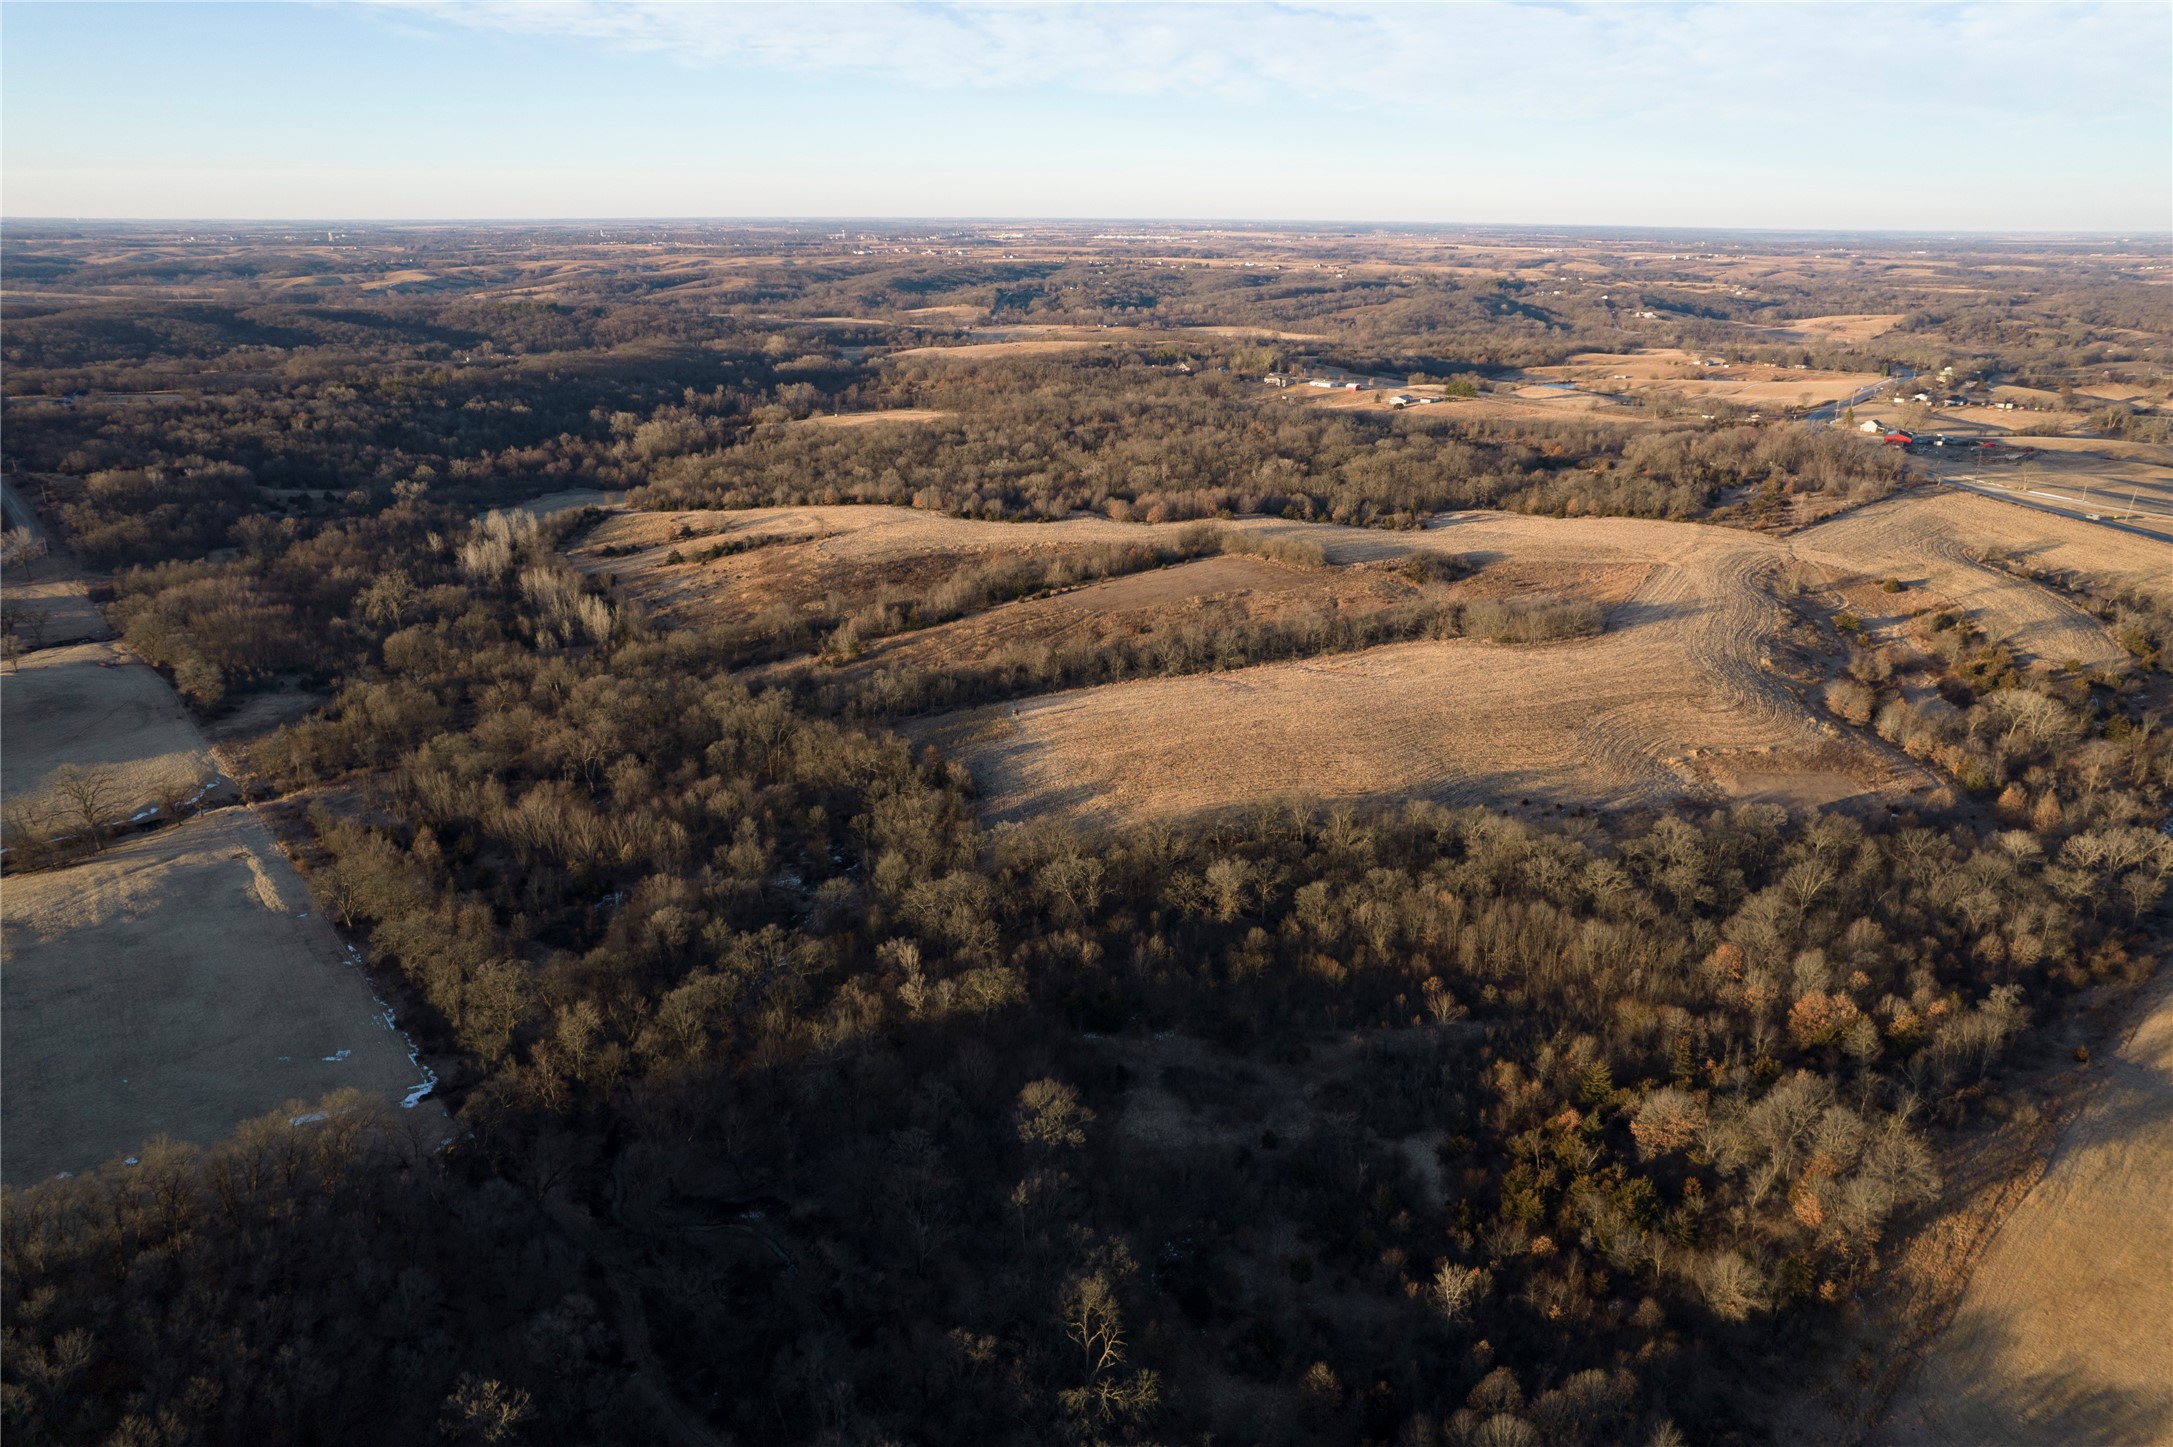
[1,808,430,1184]
[2,640,217,830]
[907,511,1939,825]
[1523,349,1892,411]
[1,567,110,652]
[796,408,955,429]
[573,497,2143,828]
[1798,488,2173,618]
[764,547,1645,703]
[568,504,1191,633]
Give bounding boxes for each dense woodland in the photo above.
[4,226,2171,1447]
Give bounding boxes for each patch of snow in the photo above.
[322,1049,351,1063]
[339,940,439,1108]
[289,1111,329,1126]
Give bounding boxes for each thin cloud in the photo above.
[404,1,2164,124]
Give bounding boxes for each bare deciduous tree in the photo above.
[48,764,122,849]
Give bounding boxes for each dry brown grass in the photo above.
[1795,491,2171,642]
[2,641,216,828]
[1760,312,1906,345]
[889,338,1109,359]
[0,808,431,1184]
[2,552,112,651]
[888,323,1325,361]
[795,408,954,429]
[805,553,1408,676]
[906,513,1934,824]
[570,506,1195,633]
[1513,348,1890,412]
[2004,436,2173,465]
[572,500,2137,827]
[1876,977,2173,1446]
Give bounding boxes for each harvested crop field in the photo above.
[0,808,432,1184]
[1877,976,2173,1446]
[2,641,217,826]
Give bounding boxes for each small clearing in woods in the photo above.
[509,487,623,519]
[1,808,433,1185]
[1753,312,1907,345]
[795,408,953,429]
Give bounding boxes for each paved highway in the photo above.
[1934,472,2173,547]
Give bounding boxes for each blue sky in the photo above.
[3,1,2166,230]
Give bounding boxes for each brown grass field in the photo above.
[2,641,217,827]
[761,548,1653,698]
[796,408,954,428]
[1765,312,1906,344]
[2,628,439,1184]
[2,553,112,650]
[1537,352,1892,410]
[510,487,625,518]
[888,323,1326,360]
[1791,493,2145,661]
[904,512,1922,825]
[571,504,1213,633]
[1914,484,2173,601]
[1876,976,2173,1446]
[567,496,2155,828]
[791,552,1420,681]
[896,501,2142,827]
[1,808,431,1184]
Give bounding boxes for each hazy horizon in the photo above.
[4,1,2167,231]
[3,218,2169,239]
